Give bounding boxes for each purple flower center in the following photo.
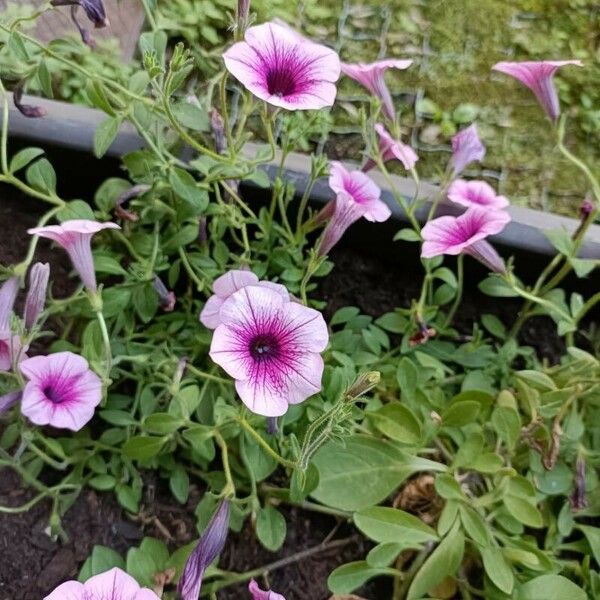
[42,384,64,404]
[266,67,297,97]
[249,334,280,362]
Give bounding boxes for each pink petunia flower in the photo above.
[450,124,485,176]
[209,285,328,416]
[200,270,289,330]
[492,60,583,122]
[363,123,418,172]
[28,220,120,292]
[0,277,20,371]
[44,567,159,600]
[447,179,509,210]
[223,21,341,110]
[318,161,390,256]
[341,59,412,121]
[249,579,286,600]
[20,351,102,431]
[421,207,510,273]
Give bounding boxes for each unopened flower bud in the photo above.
[346,371,381,400]
[237,0,251,36]
[570,456,587,511]
[152,276,176,312]
[13,82,46,119]
[178,499,230,600]
[24,262,50,330]
[267,416,278,435]
[0,391,21,414]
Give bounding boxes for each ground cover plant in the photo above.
[0,1,600,599]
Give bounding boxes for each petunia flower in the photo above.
[24,262,50,330]
[210,285,328,416]
[0,277,20,371]
[28,220,120,293]
[421,207,510,273]
[20,351,102,431]
[200,269,288,330]
[492,60,582,122]
[341,59,412,121]
[249,579,286,600]
[447,179,509,210]
[44,567,159,600]
[223,21,341,110]
[318,161,391,256]
[363,123,418,172]
[178,500,230,600]
[450,124,485,177]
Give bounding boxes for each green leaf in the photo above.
[397,357,418,403]
[171,100,210,132]
[481,314,506,339]
[369,402,421,445]
[517,575,586,600]
[116,483,141,513]
[99,409,137,426]
[126,546,157,587]
[170,466,190,504]
[330,306,360,326]
[516,370,557,392]
[570,257,597,278]
[407,520,465,600]
[459,505,492,547]
[26,158,56,194]
[132,283,159,323]
[442,400,480,427]
[182,425,213,446]
[394,228,421,242]
[88,474,116,491]
[256,505,286,552]
[9,147,44,173]
[491,406,521,449]
[240,430,277,483]
[94,254,127,276]
[354,507,438,545]
[94,117,121,158]
[122,436,166,460]
[328,561,398,595]
[544,229,575,257]
[481,547,514,594]
[366,543,406,567]
[79,546,125,580]
[435,473,464,501]
[56,200,96,221]
[312,436,446,511]
[169,168,209,213]
[8,32,29,61]
[86,80,116,116]
[578,525,600,566]
[504,495,543,528]
[479,276,519,298]
[144,413,184,435]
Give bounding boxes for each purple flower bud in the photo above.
[237,0,251,35]
[580,198,594,219]
[114,184,149,222]
[178,500,230,600]
[13,82,47,119]
[24,263,50,330]
[570,456,587,511]
[0,391,21,414]
[249,579,286,600]
[210,108,227,155]
[70,6,96,48]
[0,277,19,333]
[198,217,208,245]
[80,0,109,28]
[152,276,176,312]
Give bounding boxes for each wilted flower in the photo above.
[421,207,510,273]
[450,124,485,176]
[223,22,341,110]
[51,0,109,47]
[153,276,176,312]
[13,81,46,119]
[249,579,286,600]
[200,269,288,330]
[341,59,412,121]
[28,220,120,293]
[114,184,150,222]
[0,391,21,414]
[24,262,50,330]
[210,285,328,416]
[447,179,509,210]
[20,351,102,431]
[0,277,20,371]
[318,161,390,256]
[492,60,582,122]
[363,123,418,172]
[44,567,159,600]
[178,500,230,600]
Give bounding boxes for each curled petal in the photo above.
[450,124,485,176]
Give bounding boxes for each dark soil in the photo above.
[0,177,584,599]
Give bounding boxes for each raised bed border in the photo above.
[4,92,600,261]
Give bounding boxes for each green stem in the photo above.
[237,418,296,470]
[186,364,233,385]
[95,309,112,385]
[178,247,205,291]
[214,431,235,498]
[444,254,464,328]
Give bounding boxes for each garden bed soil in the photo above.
[0,178,579,599]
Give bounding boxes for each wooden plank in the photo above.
[0,0,145,60]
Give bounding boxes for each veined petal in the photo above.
[44,581,84,600]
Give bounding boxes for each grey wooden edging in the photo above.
[5,93,600,259]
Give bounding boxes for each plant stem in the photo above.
[444,254,464,328]
[237,418,296,470]
[214,431,235,498]
[186,364,233,385]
